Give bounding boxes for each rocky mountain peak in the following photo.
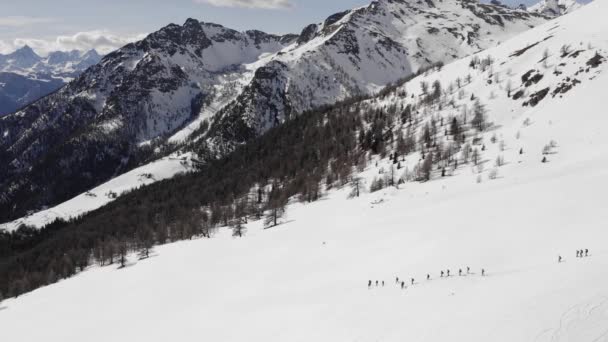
[528,0,583,17]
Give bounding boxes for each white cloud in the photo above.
[0,16,56,28]
[195,0,294,9]
[0,31,147,56]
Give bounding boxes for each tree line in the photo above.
[0,62,489,299]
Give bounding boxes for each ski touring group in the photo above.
[558,249,591,263]
[368,267,486,290]
[369,249,593,290]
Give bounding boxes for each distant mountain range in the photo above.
[0,46,102,115]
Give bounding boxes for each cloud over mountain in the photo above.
[0,30,147,56]
[195,0,293,9]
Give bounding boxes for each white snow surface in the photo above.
[2,1,608,341]
[0,153,196,231]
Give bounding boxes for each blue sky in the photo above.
[0,0,589,55]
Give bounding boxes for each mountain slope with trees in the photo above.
[1,1,608,339]
[0,0,605,302]
[0,0,549,223]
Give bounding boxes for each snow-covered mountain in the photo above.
[0,46,42,72]
[0,46,102,79]
[0,20,296,222]
[0,0,549,223]
[203,0,549,149]
[528,0,583,17]
[2,0,608,339]
[0,47,102,115]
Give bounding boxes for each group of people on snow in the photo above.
[368,267,486,289]
[558,249,590,263]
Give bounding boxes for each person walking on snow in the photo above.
[585,249,589,257]
[441,271,444,278]
[382,281,385,287]
[459,269,463,276]
[467,267,470,274]
[396,277,399,284]
[401,281,405,290]
[481,269,486,276]
[368,280,372,288]
[376,280,379,287]
[558,255,562,263]
[427,274,431,281]
[411,278,415,285]
[447,269,450,277]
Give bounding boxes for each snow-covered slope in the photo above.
[1,1,607,340]
[0,152,196,231]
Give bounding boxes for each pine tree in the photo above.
[118,241,128,268]
[450,117,461,139]
[420,81,429,95]
[234,197,249,224]
[264,191,287,228]
[349,177,363,198]
[421,153,433,181]
[431,80,442,103]
[137,225,154,259]
[231,217,246,237]
[471,99,486,131]
[472,148,480,165]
